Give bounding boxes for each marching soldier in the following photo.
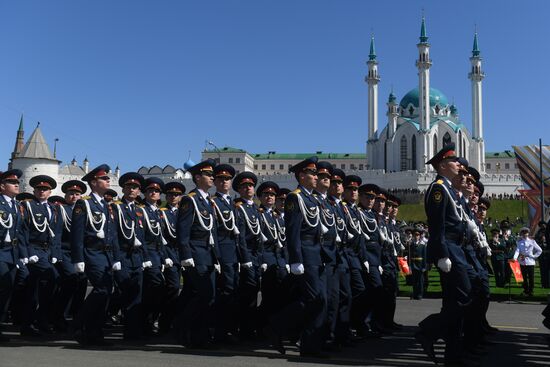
[489,228,506,288]
[174,159,220,348]
[111,172,147,340]
[416,144,472,365]
[71,164,122,346]
[535,221,549,288]
[21,175,61,336]
[51,180,88,332]
[275,188,291,218]
[0,169,27,342]
[383,193,403,330]
[256,181,289,335]
[409,227,427,300]
[141,177,173,336]
[210,164,246,343]
[271,156,328,358]
[233,171,263,340]
[158,181,185,334]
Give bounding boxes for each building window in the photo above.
[288,164,293,170]
[514,164,518,169]
[270,164,275,170]
[236,158,241,164]
[262,164,266,170]
[400,135,408,171]
[486,163,491,170]
[433,133,438,154]
[359,164,364,170]
[254,164,258,170]
[350,164,356,170]
[443,132,452,147]
[412,135,417,170]
[505,163,510,169]
[228,158,233,163]
[340,164,345,169]
[279,164,284,170]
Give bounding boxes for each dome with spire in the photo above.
[399,87,449,109]
[183,159,196,170]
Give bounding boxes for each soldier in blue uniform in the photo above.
[232,171,263,340]
[21,175,61,336]
[256,181,289,336]
[141,177,173,336]
[416,144,472,365]
[0,169,27,342]
[174,159,220,348]
[327,168,353,346]
[210,164,246,343]
[275,188,291,217]
[489,228,506,287]
[158,181,185,334]
[51,179,88,332]
[312,162,342,349]
[111,172,147,340]
[271,156,328,358]
[409,227,427,300]
[71,164,121,346]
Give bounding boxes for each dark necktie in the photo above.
[43,203,51,221]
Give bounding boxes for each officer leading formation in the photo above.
[0,148,509,363]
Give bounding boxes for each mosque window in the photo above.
[443,132,452,147]
[433,133,438,153]
[435,105,440,115]
[412,135,417,170]
[400,135,408,171]
[409,106,414,116]
[486,163,491,170]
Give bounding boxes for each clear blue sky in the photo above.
[0,1,545,172]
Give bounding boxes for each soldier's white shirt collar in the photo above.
[197,188,209,202]
[245,199,254,206]
[216,191,231,203]
[169,205,178,212]
[147,201,158,211]
[331,196,341,204]
[2,195,14,206]
[299,185,312,196]
[92,192,104,206]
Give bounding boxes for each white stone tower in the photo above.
[468,32,485,173]
[416,17,432,171]
[366,36,380,170]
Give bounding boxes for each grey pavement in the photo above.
[1,297,549,367]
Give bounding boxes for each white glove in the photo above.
[363,261,370,273]
[28,255,39,264]
[19,258,28,265]
[260,263,268,272]
[378,265,383,275]
[214,263,221,274]
[112,261,122,271]
[51,257,58,264]
[164,258,174,267]
[74,262,85,273]
[142,261,153,268]
[181,258,195,267]
[285,264,290,273]
[290,263,305,275]
[241,262,253,269]
[437,257,452,273]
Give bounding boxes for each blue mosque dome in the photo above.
[399,87,449,109]
[183,159,196,170]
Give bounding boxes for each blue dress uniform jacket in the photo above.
[71,195,120,265]
[342,203,366,269]
[212,193,248,264]
[360,208,382,267]
[259,207,287,268]
[22,199,61,264]
[285,188,323,266]
[159,206,180,264]
[176,189,219,266]
[236,200,264,265]
[0,197,27,263]
[141,203,168,266]
[314,193,338,265]
[111,200,147,268]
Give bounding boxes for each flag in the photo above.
[397,257,411,276]
[508,260,524,283]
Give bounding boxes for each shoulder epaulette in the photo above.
[82,196,91,200]
[342,201,348,206]
[436,179,444,185]
[187,192,196,197]
[114,200,122,205]
[258,207,264,213]
[136,204,145,209]
[292,188,301,194]
[160,207,168,211]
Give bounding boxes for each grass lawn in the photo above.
[398,265,550,302]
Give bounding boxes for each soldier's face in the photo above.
[392,206,399,217]
[477,206,487,220]
[359,193,375,209]
[0,179,20,197]
[197,172,214,189]
[275,197,285,211]
[329,181,344,196]
[123,184,141,200]
[145,188,161,202]
[470,192,479,205]
[260,192,276,207]
[65,190,81,205]
[343,187,358,202]
[238,183,255,200]
[300,170,317,190]
[34,187,51,201]
[214,176,232,193]
[316,173,331,191]
[92,176,111,194]
[166,192,181,207]
[374,198,385,213]
[440,159,460,178]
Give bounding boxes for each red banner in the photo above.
[397,257,411,276]
[508,260,524,283]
